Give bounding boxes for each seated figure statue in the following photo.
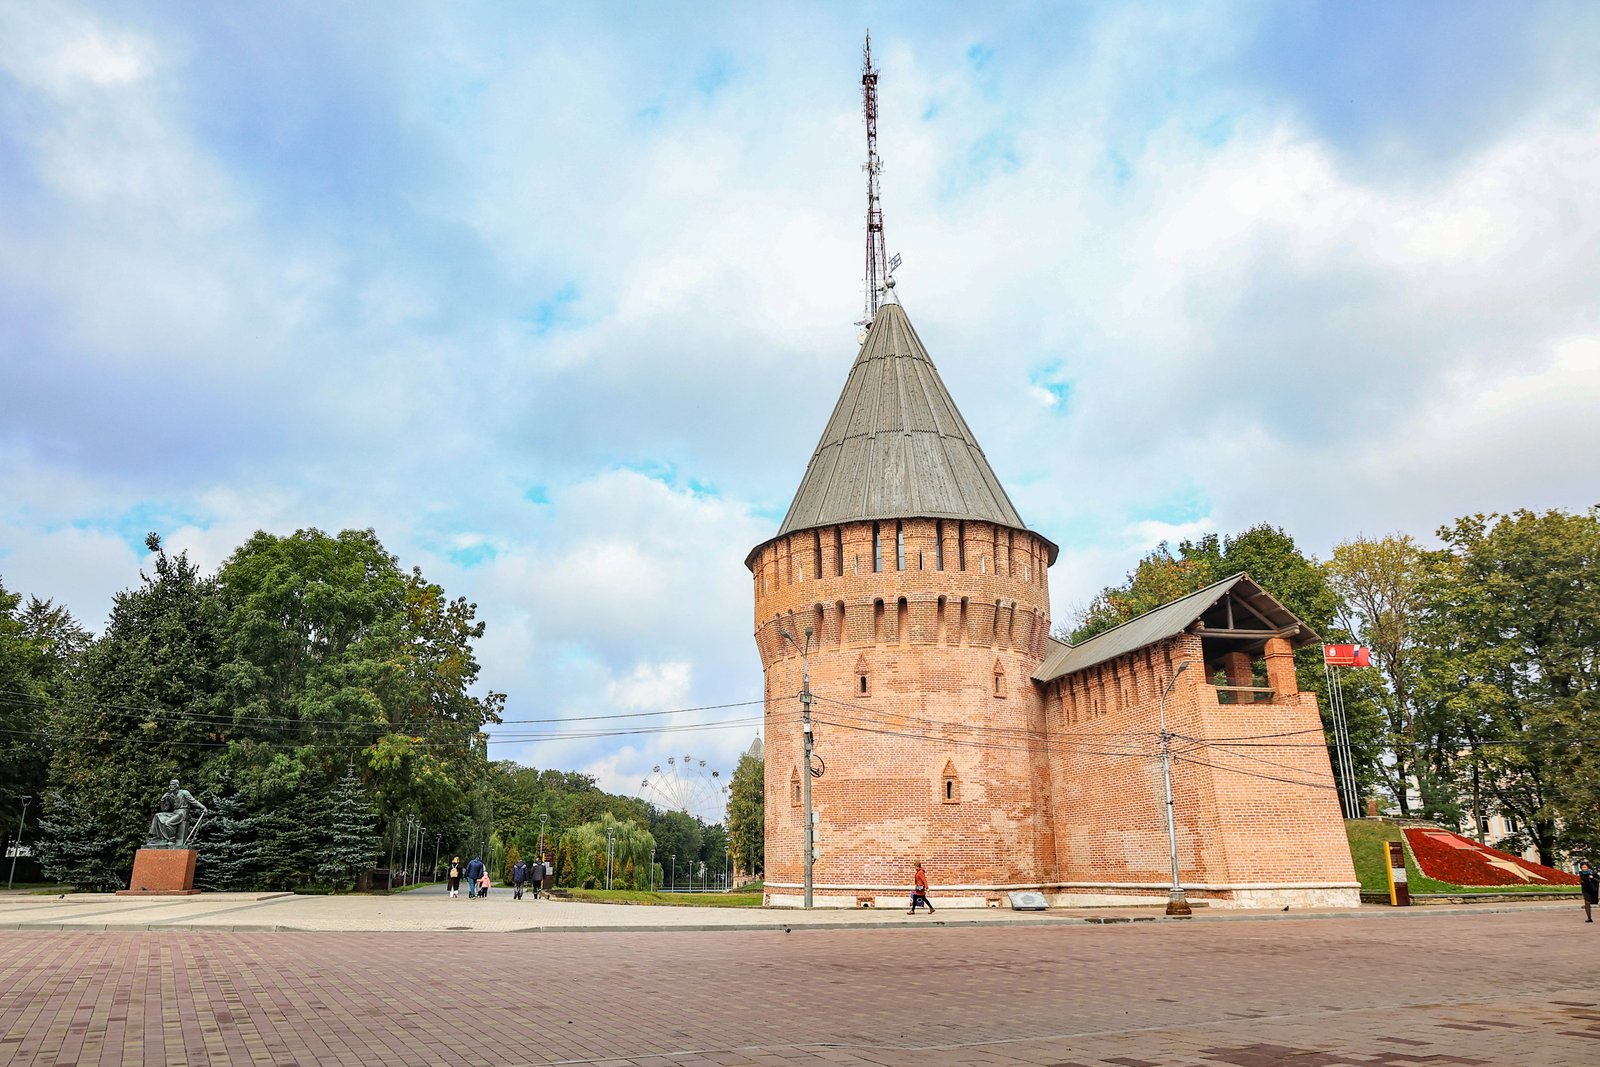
[146,779,209,849]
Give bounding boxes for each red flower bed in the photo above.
[1403,828,1579,887]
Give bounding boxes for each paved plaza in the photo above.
[2,903,1598,1066]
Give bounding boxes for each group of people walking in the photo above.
[446,855,550,900]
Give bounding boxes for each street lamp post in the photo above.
[7,795,32,890]
[403,814,415,887]
[1158,660,1192,917]
[650,847,656,892]
[433,831,441,882]
[538,814,548,859]
[779,626,815,909]
[605,827,615,890]
[670,853,675,891]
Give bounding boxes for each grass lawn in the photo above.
[1345,819,1578,896]
[552,887,764,908]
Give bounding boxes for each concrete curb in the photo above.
[0,899,1579,936]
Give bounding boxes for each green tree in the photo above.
[1327,534,1434,816]
[43,534,228,882]
[1414,509,1600,864]
[650,808,703,885]
[194,769,258,891]
[726,751,764,879]
[317,769,378,890]
[214,527,502,874]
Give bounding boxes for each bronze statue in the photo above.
[146,779,208,849]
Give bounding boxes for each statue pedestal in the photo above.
[118,848,200,895]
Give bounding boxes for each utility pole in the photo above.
[1159,660,1192,917]
[780,626,816,908]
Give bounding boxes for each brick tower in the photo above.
[747,300,1061,906]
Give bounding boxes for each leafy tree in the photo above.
[1414,509,1600,864]
[214,527,503,871]
[726,751,764,878]
[1326,535,1432,815]
[650,808,702,884]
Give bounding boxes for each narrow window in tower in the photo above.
[791,768,801,807]
[935,595,947,644]
[896,597,908,645]
[872,598,885,642]
[855,653,871,697]
[813,529,823,581]
[941,761,961,804]
[872,523,883,572]
[814,604,825,645]
[992,660,1006,698]
[895,522,905,571]
[1006,530,1014,576]
[834,527,844,576]
[957,522,967,570]
[835,600,846,647]
[958,597,969,643]
[935,521,945,570]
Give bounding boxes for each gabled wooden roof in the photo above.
[1031,572,1319,683]
[749,301,1056,567]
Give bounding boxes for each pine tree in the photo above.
[253,790,318,891]
[317,771,378,891]
[195,772,258,890]
[34,789,127,890]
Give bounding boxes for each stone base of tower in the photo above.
[1045,883,1360,910]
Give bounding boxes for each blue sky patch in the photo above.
[522,282,581,336]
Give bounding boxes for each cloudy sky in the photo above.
[3,1,1597,810]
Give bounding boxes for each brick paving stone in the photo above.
[1,911,1599,1065]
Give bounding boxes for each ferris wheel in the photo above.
[640,755,728,821]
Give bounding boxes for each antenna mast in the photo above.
[861,32,889,326]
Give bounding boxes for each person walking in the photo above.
[1579,860,1598,923]
[908,861,934,915]
[478,869,491,898]
[465,856,485,900]
[447,857,462,899]
[512,858,528,901]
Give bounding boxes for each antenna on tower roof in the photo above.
[860,31,891,328]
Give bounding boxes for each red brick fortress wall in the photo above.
[1041,633,1358,907]
[753,518,1055,905]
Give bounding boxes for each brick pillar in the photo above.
[1221,651,1253,687]
[1263,637,1297,697]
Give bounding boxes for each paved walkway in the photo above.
[0,883,1577,933]
[2,909,1597,1065]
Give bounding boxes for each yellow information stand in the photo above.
[1385,840,1411,906]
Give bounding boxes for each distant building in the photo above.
[746,300,1359,909]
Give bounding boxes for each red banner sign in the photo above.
[1324,644,1371,667]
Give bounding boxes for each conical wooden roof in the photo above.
[755,302,1056,563]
